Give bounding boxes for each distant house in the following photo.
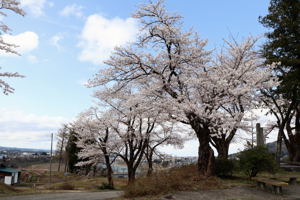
[0,154,7,160]
[0,168,20,185]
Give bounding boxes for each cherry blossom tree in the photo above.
[83,83,188,183]
[208,38,278,159]
[0,0,25,95]
[75,108,119,188]
[89,0,277,176]
[101,91,163,184]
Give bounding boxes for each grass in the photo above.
[123,164,300,199]
[124,164,221,198]
[20,164,128,191]
[43,176,127,191]
[0,182,18,194]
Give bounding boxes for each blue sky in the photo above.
[0,0,271,154]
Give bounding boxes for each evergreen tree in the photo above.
[65,129,79,173]
[259,0,300,96]
[259,0,300,162]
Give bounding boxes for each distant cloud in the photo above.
[0,31,39,56]
[20,0,47,17]
[50,34,64,51]
[78,14,138,65]
[0,108,68,149]
[60,4,84,18]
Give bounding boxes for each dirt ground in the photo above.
[0,191,123,200]
[160,185,300,200]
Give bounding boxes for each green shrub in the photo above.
[97,182,114,190]
[215,158,236,177]
[238,146,277,178]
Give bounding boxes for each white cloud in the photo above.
[60,4,83,18]
[50,34,64,51]
[78,14,138,65]
[0,108,68,149]
[20,0,47,17]
[0,31,39,56]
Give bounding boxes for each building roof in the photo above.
[0,168,20,173]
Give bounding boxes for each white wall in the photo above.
[14,173,18,184]
[4,176,12,185]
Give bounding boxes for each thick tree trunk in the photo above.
[196,128,215,177]
[104,154,114,188]
[292,147,300,162]
[216,142,229,159]
[187,113,215,177]
[211,129,235,160]
[284,110,300,162]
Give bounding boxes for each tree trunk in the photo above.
[216,141,229,159]
[147,160,153,177]
[104,156,114,188]
[284,110,300,162]
[146,151,153,176]
[293,109,300,162]
[187,113,215,177]
[127,165,136,185]
[196,127,215,177]
[211,129,236,160]
[276,126,284,163]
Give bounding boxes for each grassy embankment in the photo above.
[119,164,300,199]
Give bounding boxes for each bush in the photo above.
[59,182,75,190]
[48,182,75,190]
[215,158,236,177]
[124,165,220,198]
[97,182,114,190]
[238,146,277,178]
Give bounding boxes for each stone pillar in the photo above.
[256,123,265,146]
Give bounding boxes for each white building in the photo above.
[0,168,20,185]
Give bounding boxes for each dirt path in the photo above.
[160,185,300,200]
[0,191,123,200]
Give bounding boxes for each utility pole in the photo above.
[49,133,53,184]
[251,112,254,148]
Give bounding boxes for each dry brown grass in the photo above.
[0,183,19,194]
[124,164,221,198]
